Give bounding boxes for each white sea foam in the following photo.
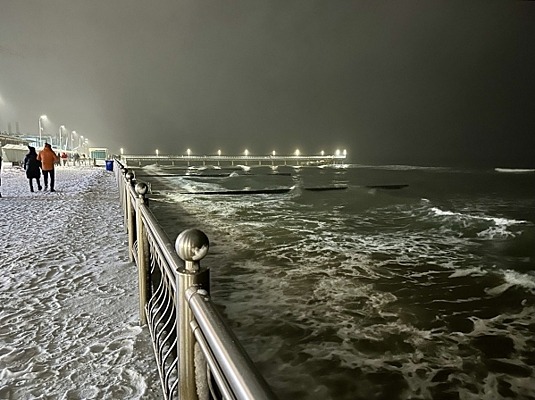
[431,207,526,225]
[485,270,535,295]
[430,206,527,239]
[495,168,535,173]
[448,266,486,278]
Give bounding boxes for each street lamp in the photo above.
[120,147,124,155]
[244,149,249,157]
[71,131,76,151]
[59,125,65,150]
[155,149,159,157]
[321,150,325,156]
[295,149,300,157]
[38,115,47,147]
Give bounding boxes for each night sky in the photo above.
[1,0,534,167]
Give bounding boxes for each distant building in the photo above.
[0,134,30,165]
[89,147,109,166]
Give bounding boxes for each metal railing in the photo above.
[113,159,277,400]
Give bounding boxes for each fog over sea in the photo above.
[140,163,535,400]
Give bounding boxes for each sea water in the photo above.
[140,164,535,400]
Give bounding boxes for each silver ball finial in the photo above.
[135,182,148,196]
[175,229,209,265]
[125,171,135,181]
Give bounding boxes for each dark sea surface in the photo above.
[137,164,535,400]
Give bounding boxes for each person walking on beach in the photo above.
[23,146,43,192]
[37,142,59,192]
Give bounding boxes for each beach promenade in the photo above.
[0,165,161,399]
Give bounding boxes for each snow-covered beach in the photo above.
[0,165,161,399]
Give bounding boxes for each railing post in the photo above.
[175,229,210,400]
[125,171,136,262]
[117,165,124,209]
[135,182,150,325]
[122,168,131,233]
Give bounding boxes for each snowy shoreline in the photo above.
[0,165,162,399]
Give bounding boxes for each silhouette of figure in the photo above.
[24,146,43,192]
[37,143,59,192]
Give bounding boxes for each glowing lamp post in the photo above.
[59,125,65,150]
[71,131,75,151]
[156,149,159,157]
[120,148,124,155]
[38,115,47,147]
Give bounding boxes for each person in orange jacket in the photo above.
[37,143,60,192]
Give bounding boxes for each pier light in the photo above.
[295,149,300,157]
[187,148,191,157]
[335,149,341,156]
[218,149,221,156]
[272,150,276,157]
[343,149,347,157]
[244,149,249,157]
[120,147,124,155]
[321,150,325,156]
[156,149,159,157]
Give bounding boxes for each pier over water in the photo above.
[119,153,347,168]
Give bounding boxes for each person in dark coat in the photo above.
[24,146,43,192]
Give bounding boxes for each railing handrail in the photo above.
[187,288,276,400]
[113,158,277,400]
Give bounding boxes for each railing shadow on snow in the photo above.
[113,159,277,400]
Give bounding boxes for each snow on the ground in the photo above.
[0,165,161,399]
